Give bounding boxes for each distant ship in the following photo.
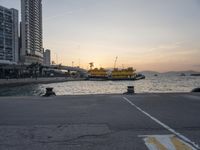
[190,73,200,76]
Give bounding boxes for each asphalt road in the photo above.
[0,93,199,150]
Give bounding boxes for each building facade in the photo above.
[21,0,43,64]
[43,49,51,66]
[0,6,19,64]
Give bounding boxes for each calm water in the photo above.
[0,74,200,96]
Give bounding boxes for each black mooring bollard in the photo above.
[43,87,56,97]
[191,88,200,93]
[127,86,135,94]
[124,86,135,94]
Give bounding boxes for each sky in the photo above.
[0,0,200,72]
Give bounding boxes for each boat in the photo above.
[87,60,145,81]
[109,67,137,80]
[135,73,146,80]
[87,67,145,81]
[88,68,108,80]
[190,74,200,76]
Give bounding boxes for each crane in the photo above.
[114,56,118,69]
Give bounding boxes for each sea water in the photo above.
[0,74,200,96]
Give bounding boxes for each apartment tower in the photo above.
[21,0,43,64]
[0,6,19,64]
[43,49,51,66]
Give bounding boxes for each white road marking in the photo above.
[123,97,200,150]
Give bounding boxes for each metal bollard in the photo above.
[123,86,135,95]
[191,88,200,93]
[127,86,135,94]
[43,87,56,97]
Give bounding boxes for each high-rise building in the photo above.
[43,49,51,66]
[0,6,19,64]
[21,0,43,64]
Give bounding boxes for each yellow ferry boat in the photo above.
[88,68,108,79]
[110,67,137,80]
[87,67,145,81]
[87,61,145,80]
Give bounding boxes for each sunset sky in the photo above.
[1,0,200,72]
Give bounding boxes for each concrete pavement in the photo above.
[0,93,199,150]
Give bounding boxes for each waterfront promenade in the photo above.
[0,77,84,87]
[0,93,200,149]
